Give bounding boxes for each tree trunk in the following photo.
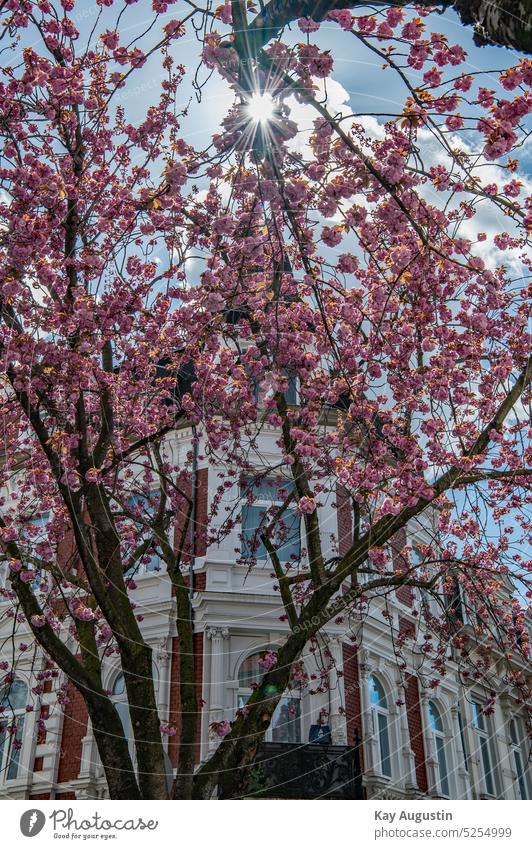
[454,0,532,53]
[86,697,142,800]
[244,1,532,55]
[173,583,198,799]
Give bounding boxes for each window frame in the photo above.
[240,477,301,563]
[252,369,298,408]
[0,679,29,783]
[368,674,392,779]
[509,717,531,800]
[237,651,303,745]
[472,701,500,797]
[121,492,162,578]
[428,700,451,797]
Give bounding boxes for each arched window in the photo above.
[111,673,133,751]
[368,675,391,778]
[509,717,531,800]
[238,651,302,744]
[429,701,450,797]
[0,679,28,782]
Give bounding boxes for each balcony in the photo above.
[220,740,363,800]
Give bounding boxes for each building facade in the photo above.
[0,422,530,801]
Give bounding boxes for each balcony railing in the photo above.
[220,739,363,800]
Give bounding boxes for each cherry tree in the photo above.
[0,1,530,799]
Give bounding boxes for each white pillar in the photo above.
[459,697,482,799]
[397,678,417,791]
[359,651,378,775]
[156,638,172,725]
[451,704,471,799]
[493,698,514,798]
[420,689,439,796]
[327,636,347,745]
[206,626,228,751]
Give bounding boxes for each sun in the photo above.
[246,92,275,124]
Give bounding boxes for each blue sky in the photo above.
[45,2,528,164]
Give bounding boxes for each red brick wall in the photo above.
[168,632,204,767]
[194,469,208,557]
[391,528,415,606]
[398,616,416,640]
[56,681,88,783]
[29,793,50,800]
[193,572,206,592]
[336,485,353,557]
[173,474,192,558]
[405,673,428,793]
[57,528,78,575]
[173,468,208,558]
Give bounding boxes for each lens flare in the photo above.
[246,92,275,124]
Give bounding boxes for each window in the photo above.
[111,673,134,755]
[237,652,302,744]
[0,679,28,782]
[241,478,301,562]
[509,717,531,800]
[253,370,298,407]
[123,493,161,577]
[457,708,469,772]
[472,702,499,796]
[18,513,50,593]
[368,675,391,778]
[110,665,159,760]
[443,574,464,626]
[429,701,450,796]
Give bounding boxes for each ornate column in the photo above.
[451,704,471,799]
[327,636,347,745]
[396,677,418,792]
[459,697,482,799]
[420,688,439,796]
[492,697,514,798]
[155,638,172,725]
[206,625,228,750]
[359,650,378,775]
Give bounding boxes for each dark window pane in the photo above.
[473,703,485,731]
[514,750,528,800]
[6,716,24,780]
[271,698,301,744]
[479,737,494,795]
[378,713,391,777]
[241,505,300,561]
[436,736,450,796]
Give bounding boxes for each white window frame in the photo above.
[472,701,500,797]
[122,492,162,578]
[509,717,531,800]
[368,674,392,779]
[237,651,302,745]
[253,369,298,408]
[0,679,28,783]
[429,700,451,797]
[240,477,301,564]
